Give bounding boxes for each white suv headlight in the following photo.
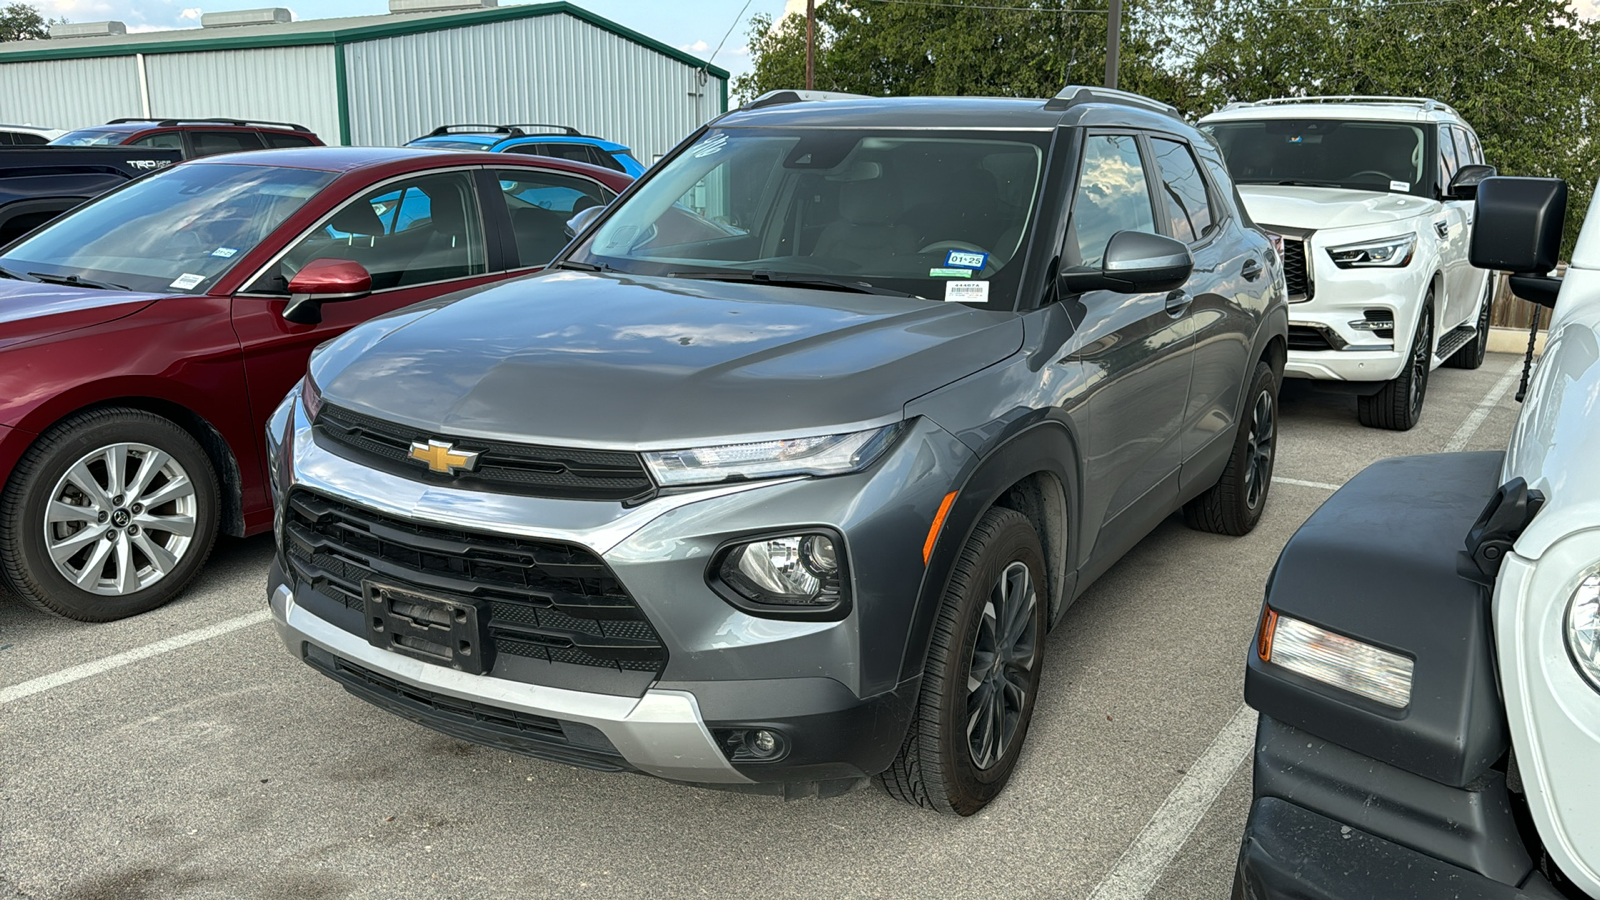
[1326,234,1417,268]
[1566,573,1600,693]
[643,423,902,487]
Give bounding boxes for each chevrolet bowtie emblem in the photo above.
[408,439,480,475]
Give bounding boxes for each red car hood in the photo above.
[0,281,164,352]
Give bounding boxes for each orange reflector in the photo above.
[923,491,958,565]
[1257,607,1278,661]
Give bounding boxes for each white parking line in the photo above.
[1086,705,1257,900]
[1444,359,1523,453]
[1271,476,1342,492]
[0,610,269,706]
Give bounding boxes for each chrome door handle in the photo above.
[1434,221,1450,239]
[1164,290,1192,317]
[1241,259,1263,281]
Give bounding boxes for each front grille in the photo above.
[306,649,632,772]
[1282,239,1312,301]
[283,489,667,677]
[314,404,655,503]
[1287,324,1336,352]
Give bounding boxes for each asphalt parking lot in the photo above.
[0,353,1529,900]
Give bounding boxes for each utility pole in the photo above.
[1104,0,1121,89]
[806,0,816,90]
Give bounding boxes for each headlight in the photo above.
[1258,608,1414,708]
[714,532,847,616]
[643,423,901,487]
[299,373,324,421]
[1566,573,1600,694]
[1326,234,1416,268]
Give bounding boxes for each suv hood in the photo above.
[0,281,163,352]
[1237,185,1435,232]
[315,270,1023,448]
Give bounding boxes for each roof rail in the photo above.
[502,123,585,137]
[741,89,874,111]
[106,117,311,132]
[1044,85,1178,116]
[1240,95,1458,116]
[425,123,523,137]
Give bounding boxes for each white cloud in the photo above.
[783,0,809,16]
[178,7,201,20]
[679,39,711,53]
[1573,0,1598,17]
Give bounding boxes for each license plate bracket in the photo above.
[363,581,493,675]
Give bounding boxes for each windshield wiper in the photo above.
[1267,180,1344,188]
[548,259,612,273]
[669,270,918,298]
[0,265,36,281]
[28,271,131,291]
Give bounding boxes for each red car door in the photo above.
[229,166,510,517]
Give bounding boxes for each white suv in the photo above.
[1200,96,1496,429]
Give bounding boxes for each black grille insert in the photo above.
[284,490,667,677]
[314,404,655,502]
[1287,325,1337,352]
[1282,239,1312,301]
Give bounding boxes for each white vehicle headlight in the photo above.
[1258,609,1415,708]
[1326,234,1417,268]
[643,423,902,487]
[1566,573,1600,694]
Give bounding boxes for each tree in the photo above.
[0,2,49,42]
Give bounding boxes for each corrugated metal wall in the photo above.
[0,56,142,131]
[344,11,724,159]
[145,46,340,143]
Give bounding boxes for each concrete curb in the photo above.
[1487,326,1546,355]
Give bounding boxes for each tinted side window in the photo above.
[1069,134,1157,268]
[130,132,184,151]
[262,132,316,149]
[0,133,12,145]
[1437,125,1459,187]
[191,130,265,157]
[1150,138,1215,244]
[1466,129,1484,165]
[496,169,615,267]
[544,143,598,165]
[594,151,627,172]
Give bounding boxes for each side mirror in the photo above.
[1446,164,1497,200]
[565,204,605,238]
[283,258,373,325]
[1470,176,1566,309]
[1062,230,1193,295]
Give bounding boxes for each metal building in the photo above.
[0,1,728,159]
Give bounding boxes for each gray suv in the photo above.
[265,86,1289,815]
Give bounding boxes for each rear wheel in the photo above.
[1359,298,1433,431]
[1444,280,1493,370]
[1184,360,1277,536]
[0,409,219,621]
[879,507,1046,815]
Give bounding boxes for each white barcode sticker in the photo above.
[944,281,990,302]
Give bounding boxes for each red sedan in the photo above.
[0,147,632,621]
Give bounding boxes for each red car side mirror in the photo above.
[283,258,373,325]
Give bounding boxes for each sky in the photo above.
[29,0,817,81]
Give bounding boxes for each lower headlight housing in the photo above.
[1259,608,1415,708]
[713,531,848,619]
[1326,234,1416,268]
[1566,573,1600,694]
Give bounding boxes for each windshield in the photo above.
[568,127,1047,304]
[1204,119,1428,195]
[49,129,130,147]
[1,163,334,293]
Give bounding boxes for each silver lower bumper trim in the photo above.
[270,584,751,784]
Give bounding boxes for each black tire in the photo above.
[879,507,1046,815]
[0,408,220,621]
[1444,281,1493,370]
[1184,360,1277,536]
[1358,299,1433,431]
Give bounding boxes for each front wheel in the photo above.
[879,507,1046,815]
[1184,360,1277,536]
[0,408,220,621]
[1444,280,1494,370]
[1359,299,1433,431]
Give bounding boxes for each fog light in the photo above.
[717,533,845,611]
[752,730,779,755]
[1258,609,1414,708]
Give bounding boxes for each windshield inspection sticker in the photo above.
[945,281,990,303]
[945,250,988,270]
[929,267,972,277]
[210,247,239,258]
[170,273,206,290]
[1389,180,1409,192]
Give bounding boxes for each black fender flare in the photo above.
[895,417,1084,686]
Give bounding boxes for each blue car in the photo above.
[404,124,646,177]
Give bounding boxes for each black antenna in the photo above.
[1515,301,1543,403]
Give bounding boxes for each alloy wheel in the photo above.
[1243,389,1275,510]
[966,560,1039,770]
[42,442,197,596]
[1409,311,1432,417]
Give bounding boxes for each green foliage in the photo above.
[0,2,48,42]
[737,0,1599,256]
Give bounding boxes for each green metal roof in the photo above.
[0,1,730,79]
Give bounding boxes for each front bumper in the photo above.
[1234,715,1572,899]
[265,389,960,787]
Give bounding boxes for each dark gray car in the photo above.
[265,86,1289,815]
